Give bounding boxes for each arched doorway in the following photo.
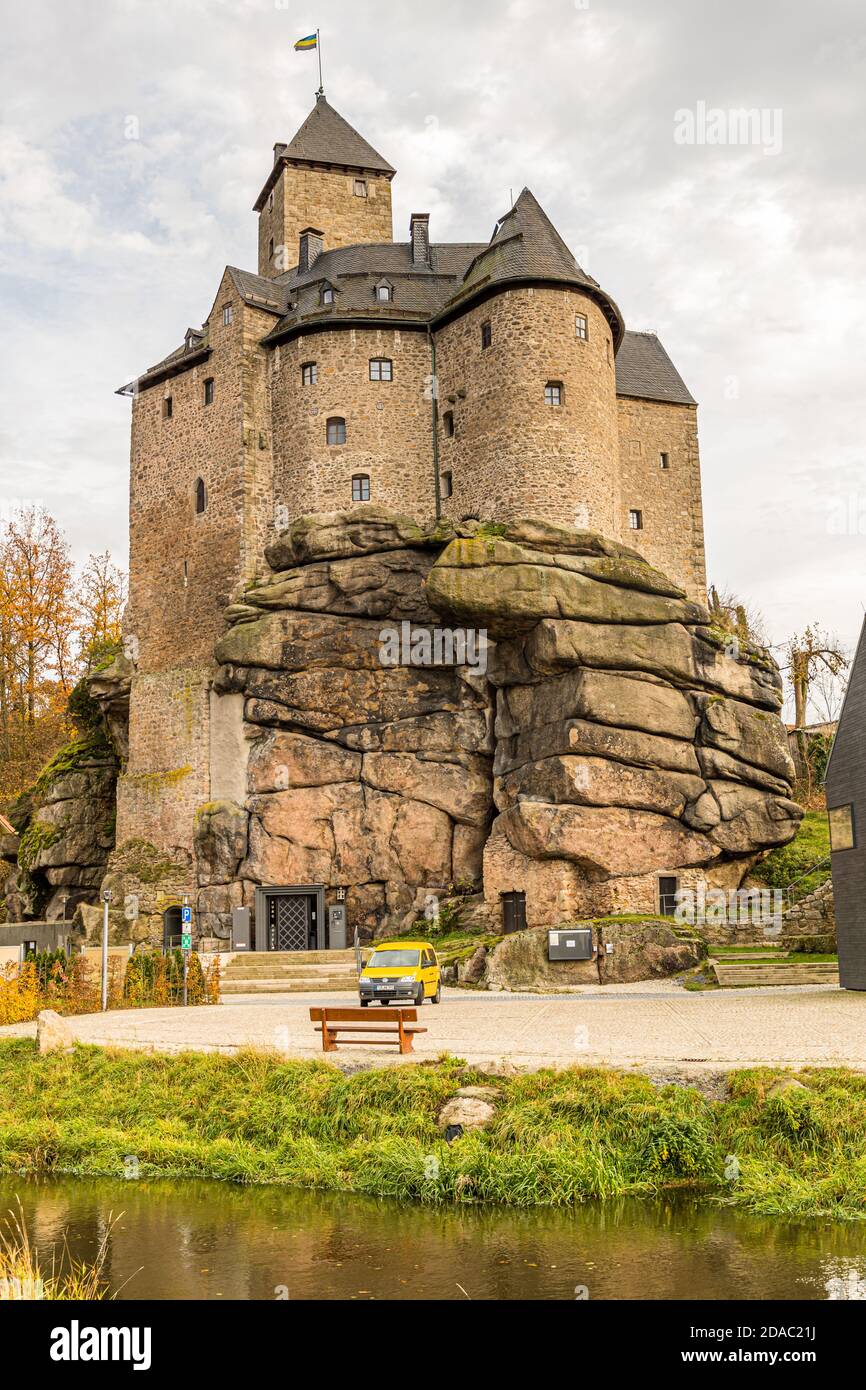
[163,905,182,950]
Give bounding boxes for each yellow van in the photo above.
[359,940,442,1006]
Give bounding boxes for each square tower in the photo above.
[254,95,395,278]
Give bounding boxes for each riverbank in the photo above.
[2,1040,865,1221]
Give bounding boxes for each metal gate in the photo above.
[268,894,310,951]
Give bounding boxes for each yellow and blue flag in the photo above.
[294,33,317,50]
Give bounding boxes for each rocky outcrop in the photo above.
[1,667,129,925]
[199,507,800,939]
[485,920,706,991]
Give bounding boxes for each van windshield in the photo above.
[368,950,421,968]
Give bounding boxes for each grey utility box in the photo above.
[548,928,594,961]
[328,904,347,950]
[231,906,251,951]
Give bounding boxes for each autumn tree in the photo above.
[77,550,126,669]
[784,625,848,802]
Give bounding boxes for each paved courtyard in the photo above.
[3,983,865,1073]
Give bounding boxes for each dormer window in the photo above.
[322,285,336,305]
[354,179,368,197]
[185,329,203,350]
[369,358,393,381]
[374,280,393,303]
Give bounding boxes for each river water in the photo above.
[3,1175,865,1300]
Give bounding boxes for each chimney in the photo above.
[410,213,431,267]
[298,227,324,274]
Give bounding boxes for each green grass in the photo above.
[2,1042,866,1219]
[750,810,830,898]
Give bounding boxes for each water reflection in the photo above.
[3,1175,866,1301]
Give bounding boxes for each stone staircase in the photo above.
[712,960,839,988]
[220,949,360,995]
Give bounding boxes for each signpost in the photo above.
[181,899,191,1006]
[101,889,112,1011]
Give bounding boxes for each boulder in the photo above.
[496,756,705,819]
[239,548,438,624]
[697,696,795,781]
[264,506,455,570]
[194,801,249,886]
[37,1009,75,1054]
[426,537,703,637]
[496,668,697,741]
[499,803,719,876]
[436,1088,497,1132]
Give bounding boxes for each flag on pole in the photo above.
[294,33,317,50]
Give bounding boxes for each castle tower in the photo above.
[433,190,624,538]
[254,94,395,278]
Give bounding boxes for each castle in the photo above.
[106,93,741,945]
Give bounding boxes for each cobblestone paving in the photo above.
[3,983,864,1073]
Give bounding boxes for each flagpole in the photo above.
[317,29,324,95]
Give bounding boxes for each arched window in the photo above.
[327,417,346,446]
[352,474,371,502]
[374,280,393,303]
[195,477,207,514]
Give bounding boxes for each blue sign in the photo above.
[181,905,192,924]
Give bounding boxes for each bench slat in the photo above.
[313,1023,427,1034]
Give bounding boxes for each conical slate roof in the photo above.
[284,95,395,174]
[437,188,624,347]
[254,96,394,209]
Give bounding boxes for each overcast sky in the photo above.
[2,0,865,680]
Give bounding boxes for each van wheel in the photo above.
[359,998,369,1007]
[415,985,425,1006]
[432,984,442,1004]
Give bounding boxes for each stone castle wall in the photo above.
[257,164,392,278]
[617,396,706,602]
[435,287,620,536]
[269,327,435,523]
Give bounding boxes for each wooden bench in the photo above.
[309,1006,426,1055]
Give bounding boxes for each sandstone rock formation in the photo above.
[195,507,801,939]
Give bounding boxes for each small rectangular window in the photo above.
[544,382,563,406]
[660,452,670,470]
[327,417,346,445]
[829,804,856,852]
[441,471,453,499]
[163,396,173,419]
[322,287,335,305]
[481,321,492,349]
[301,362,318,386]
[628,509,643,530]
[354,179,368,197]
[223,305,233,326]
[369,358,393,381]
[352,474,370,501]
[442,410,454,438]
[268,237,274,260]
[658,876,678,917]
[268,191,274,211]
[575,313,588,340]
[204,378,214,406]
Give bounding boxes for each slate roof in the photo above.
[614,330,697,406]
[254,95,395,211]
[440,189,624,347]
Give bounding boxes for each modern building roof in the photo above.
[254,95,395,211]
[614,330,696,406]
